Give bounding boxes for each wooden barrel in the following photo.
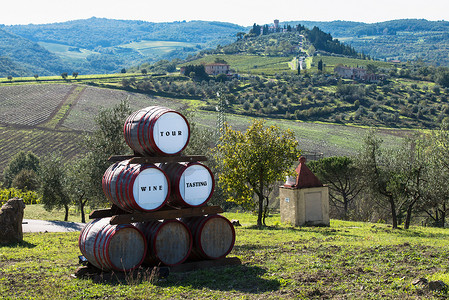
[102,160,170,212]
[123,106,190,156]
[78,218,147,272]
[135,219,192,266]
[159,162,215,207]
[182,215,235,260]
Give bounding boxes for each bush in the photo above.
[0,188,40,206]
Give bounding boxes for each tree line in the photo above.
[3,99,449,229]
[1,101,132,222]
[309,127,449,229]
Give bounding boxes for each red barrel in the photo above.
[102,160,170,212]
[159,162,214,208]
[135,219,192,266]
[123,106,190,156]
[182,215,235,260]
[78,218,147,272]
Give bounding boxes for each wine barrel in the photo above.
[78,218,147,272]
[182,215,235,260]
[102,160,170,212]
[159,162,214,207]
[123,106,190,156]
[135,219,192,266]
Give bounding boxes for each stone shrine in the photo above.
[280,157,329,226]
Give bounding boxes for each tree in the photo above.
[34,74,39,81]
[184,65,208,81]
[422,122,449,226]
[390,135,429,229]
[437,69,449,88]
[7,75,12,82]
[121,68,127,73]
[72,72,79,79]
[356,129,401,228]
[317,59,323,72]
[61,72,68,80]
[40,153,70,221]
[308,156,361,219]
[250,23,261,36]
[214,120,299,227]
[12,169,39,191]
[3,151,40,188]
[87,100,132,157]
[141,69,147,75]
[65,154,99,223]
[366,64,378,74]
[80,100,133,210]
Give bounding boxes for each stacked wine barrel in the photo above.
[79,106,235,272]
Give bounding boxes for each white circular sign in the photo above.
[179,164,213,206]
[153,112,189,154]
[133,167,169,210]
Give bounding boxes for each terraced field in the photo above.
[62,86,186,131]
[0,84,75,126]
[0,83,190,175]
[0,83,409,176]
[0,125,84,174]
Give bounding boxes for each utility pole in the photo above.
[216,89,228,139]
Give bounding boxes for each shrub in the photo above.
[0,188,40,206]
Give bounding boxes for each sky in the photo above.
[1,0,449,26]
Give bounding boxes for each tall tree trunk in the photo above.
[404,204,413,229]
[80,199,87,223]
[64,204,69,222]
[343,194,349,220]
[441,211,446,228]
[388,195,398,229]
[257,192,264,228]
[257,170,264,228]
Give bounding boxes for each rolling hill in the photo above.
[282,19,449,66]
[2,18,449,77]
[0,27,66,76]
[0,18,245,76]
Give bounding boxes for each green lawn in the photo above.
[2,205,449,299]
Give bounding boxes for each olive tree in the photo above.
[308,156,361,220]
[214,120,299,227]
[3,151,40,189]
[40,153,70,221]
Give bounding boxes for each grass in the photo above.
[23,204,91,223]
[38,42,98,60]
[120,40,197,56]
[2,205,449,299]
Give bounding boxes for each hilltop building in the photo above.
[334,65,383,83]
[204,63,230,75]
[180,63,230,76]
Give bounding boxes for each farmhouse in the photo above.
[334,65,383,83]
[204,63,230,75]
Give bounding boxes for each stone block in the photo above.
[0,198,25,244]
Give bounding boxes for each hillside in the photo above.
[0,27,65,76]
[282,19,449,66]
[2,18,449,77]
[0,18,244,76]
